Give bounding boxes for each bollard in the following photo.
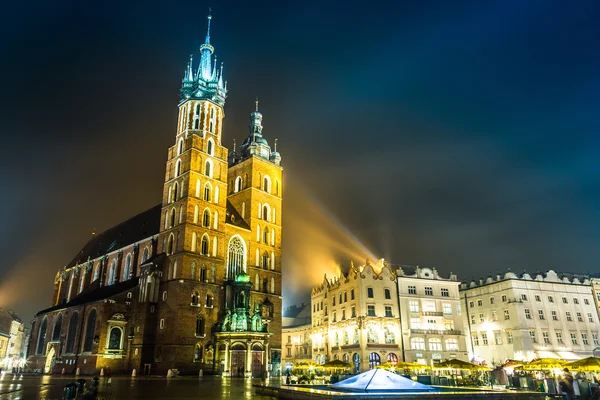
[167,369,173,378]
[100,368,104,377]
[132,369,137,377]
[63,382,77,400]
[199,369,203,377]
[61,368,66,375]
[75,368,80,376]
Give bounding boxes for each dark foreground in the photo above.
[0,374,277,400]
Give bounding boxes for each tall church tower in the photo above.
[150,13,283,377]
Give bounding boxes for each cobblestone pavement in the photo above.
[0,373,277,399]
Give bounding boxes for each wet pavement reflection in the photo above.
[0,373,276,399]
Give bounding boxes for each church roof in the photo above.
[0,327,10,338]
[36,278,139,316]
[225,200,250,230]
[66,204,161,268]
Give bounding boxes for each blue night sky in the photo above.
[1,0,600,318]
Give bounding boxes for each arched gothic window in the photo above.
[262,252,269,269]
[36,317,48,355]
[369,352,381,369]
[65,312,79,353]
[213,211,219,229]
[195,344,203,361]
[166,234,174,255]
[142,247,150,263]
[203,183,211,201]
[83,309,96,352]
[226,235,246,279]
[209,108,215,132]
[202,209,211,228]
[234,176,242,192]
[175,159,182,177]
[108,260,117,285]
[196,315,205,336]
[52,314,62,341]
[201,235,209,255]
[177,139,184,155]
[263,176,271,193]
[205,160,212,177]
[200,265,206,281]
[207,139,214,155]
[123,254,132,280]
[191,262,197,280]
[170,208,176,227]
[191,232,197,252]
[194,205,199,224]
[191,292,198,305]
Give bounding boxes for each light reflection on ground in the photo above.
[0,374,275,399]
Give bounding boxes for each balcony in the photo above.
[421,311,443,317]
[410,329,462,335]
[366,343,399,349]
[341,344,360,350]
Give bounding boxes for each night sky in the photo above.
[2,0,600,321]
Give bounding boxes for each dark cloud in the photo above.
[1,0,600,317]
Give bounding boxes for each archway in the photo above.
[230,343,246,378]
[44,347,56,374]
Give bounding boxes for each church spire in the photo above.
[199,11,215,82]
[205,8,212,44]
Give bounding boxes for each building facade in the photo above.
[0,309,27,370]
[27,14,283,377]
[311,261,402,373]
[282,303,312,370]
[396,266,468,366]
[461,270,600,367]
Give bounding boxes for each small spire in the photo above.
[218,62,224,88]
[211,55,217,81]
[232,138,236,152]
[205,8,212,44]
[255,96,259,112]
[274,138,278,152]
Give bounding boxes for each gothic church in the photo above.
[28,14,283,377]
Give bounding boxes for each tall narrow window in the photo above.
[108,260,117,285]
[194,205,199,224]
[235,176,242,192]
[213,211,219,229]
[83,310,96,352]
[207,139,214,155]
[196,316,205,336]
[202,209,211,228]
[201,235,209,255]
[191,262,197,280]
[175,159,182,177]
[205,160,212,177]
[204,183,211,201]
[123,254,132,280]
[209,108,215,132]
[52,314,63,341]
[107,327,122,350]
[65,312,79,353]
[36,317,48,355]
[226,236,246,279]
[191,232,197,252]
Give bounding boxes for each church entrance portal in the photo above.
[44,347,56,374]
[251,351,263,377]
[230,350,245,377]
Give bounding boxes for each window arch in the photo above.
[52,314,62,341]
[207,138,214,156]
[262,251,269,269]
[195,344,203,361]
[166,233,175,255]
[191,291,199,305]
[213,210,219,229]
[191,262,197,280]
[271,252,275,270]
[65,312,79,353]
[384,326,395,344]
[142,247,150,263]
[205,160,213,178]
[195,179,201,197]
[203,182,212,202]
[180,107,187,132]
[211,265,216,282]
[411,337,425,350]
[194,205,199,224]
[201,235,209,255]
[387,353,398,365]
[263,175,271,193]
[276,180,280,196]
[196,315,205,336]
[202,209,211,228]
[255,274,260,291]
[170,207,176,227]
[271,229,275,246]
[270,277,275,294]
[79,270,86,293]
[226,235,247,279]
[256,225,261,242]
[177,139,184,156]
[123,253,132,280]
[262,204,270,221]
[209,107,215,132]
[108,260,117,285]
[83,309,96,352]
[234,176,242,193]
[175,159,182,177]
[214,186,219,203]
[263,228,269,244]
[36,317,48,355]
[212,236,218,256]
[107,326,123,350]
[369,352,381,369]
[191,232,197,252]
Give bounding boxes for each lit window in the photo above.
[443,304,452,315]
[481,332,488,345]
[538,310,545,320]
[408,286,416,295]
[525,309,531,319]
[506,331,513,344]
[367,305,376,317]
[529,331,537,344]
[409,301,419,313]
[367,288,374,298]
[425,287,433,296]
[494,331,502,345]
[384,289,391,299]
[543,332,550,344]
[504,309,510,320]
[411,337,425,350]
[556,332,563,344]
[441,288,449,297]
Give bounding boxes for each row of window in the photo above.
[522,309,594,323]
[408,301,460,315]
[469,294,592,308]
[407,286,450,297]
[472,330,599,347]
[36,310,98,356]
[410,337,459,351]
[233,174,280,196]
[410,318,455,331]
[173,157,217,181]
[179,102,218,134]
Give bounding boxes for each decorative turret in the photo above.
[237,99,282,165]
[180,11,227,106]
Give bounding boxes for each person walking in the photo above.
[560,368,575,400]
